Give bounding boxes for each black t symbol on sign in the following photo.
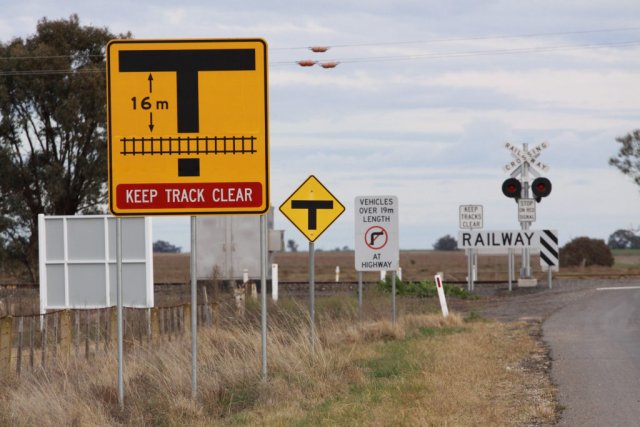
[119,49,256,133]
[291,200,333,229]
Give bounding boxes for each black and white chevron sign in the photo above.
[539,229,559,271]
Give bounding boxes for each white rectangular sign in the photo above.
[458,229,545,249]
[459,205,483,229]
[354,195,399,271]
[518,199,536,222]
[38,215,154,312]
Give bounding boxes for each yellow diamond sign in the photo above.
[279,176,345,242]
[106,38,269,216]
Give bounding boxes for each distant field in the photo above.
[154,249,640,284]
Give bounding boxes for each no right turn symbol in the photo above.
[365,225,388,250]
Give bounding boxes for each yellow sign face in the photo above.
[279,176,345,242]
[106,39,269,215]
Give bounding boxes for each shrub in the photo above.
[377,277,472,299]
[560,237,614,267]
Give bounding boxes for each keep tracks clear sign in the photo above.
[354,196,399,271]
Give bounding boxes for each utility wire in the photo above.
[1,25,639,61]
[0,33,639,76]
[271,26,640,50]
[271,39,640,65]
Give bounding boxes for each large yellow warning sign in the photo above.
[279,176,345,242]
[106,39,269,215]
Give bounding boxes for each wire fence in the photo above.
[0,302,219,378]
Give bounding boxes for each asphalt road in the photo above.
[543,285,640,426]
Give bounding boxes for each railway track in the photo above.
[2,271,639,292]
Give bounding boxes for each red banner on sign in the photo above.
[116,182,262,210]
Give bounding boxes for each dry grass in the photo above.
[0,295,556,426]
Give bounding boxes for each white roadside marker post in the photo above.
[434,273,449,318]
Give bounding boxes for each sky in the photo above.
[2,0,640,251]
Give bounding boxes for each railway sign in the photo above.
[279,176,344,242]
[459,204,483,229]
[106,39,269,215]
[458,229,547,249]
[355,196,399,271]
[503,141,550,178]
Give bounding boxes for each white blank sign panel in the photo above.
[38,215,153,311]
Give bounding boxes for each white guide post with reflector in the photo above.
[434,273,449,318]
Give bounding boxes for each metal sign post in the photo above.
[260,214,268,379]
[309,241,316,353]
[190,216,197,398]
[116,218,124,409]
[357,271,363,321]
[391,271,397,324]
[508,248,513,292]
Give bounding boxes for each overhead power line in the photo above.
[277,39,640,67]
[271,25,640,50]
[0,27,639,76]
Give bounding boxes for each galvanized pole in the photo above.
[116,218,124,410]
[309,241,315,353]
[357,271,363,321]
[471,249,476,291]
[548,268,553,289]
[508,248,513,292]
[391,270,397,324]
[190,216,197,398]
[521,143,531,278]
[260,215,268,380]
[467,249,472,292]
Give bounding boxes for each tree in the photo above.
[433,234,458,251]
[286,239,299,252]
[607,229,640,249]
[0,15,128,280]
[560,237,614,267]
[610,129,640,186]
[153,240,182,253]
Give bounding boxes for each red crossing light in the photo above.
[502,178,521,201]
[531,177,552,202]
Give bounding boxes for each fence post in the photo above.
[60,310,72,361]
[41,315,47,368]
[110,307,117,349]
[16,317,23,376]
[150,307,159,345]
[183,304,191,336]
[145,308,151,349]
[29,317,34,370]
[1,317,13,377]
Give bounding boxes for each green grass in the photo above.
[611,248,640,256]
[377,277,474,299]
[295,325,467,426]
